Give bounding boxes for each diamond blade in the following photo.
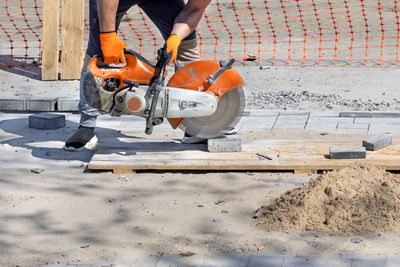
[178,86,245,139]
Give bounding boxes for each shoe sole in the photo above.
[63,136,98,152]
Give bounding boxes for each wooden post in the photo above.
[60,0,85,80]
[41,0,59,80]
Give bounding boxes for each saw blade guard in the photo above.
[167,60,245,130]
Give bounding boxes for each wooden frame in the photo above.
[42,0,85,80]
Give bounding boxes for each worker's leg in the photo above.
[65,0,140,151]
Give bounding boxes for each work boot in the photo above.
[64,126,97,151]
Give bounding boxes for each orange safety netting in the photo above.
[1,0,400,68]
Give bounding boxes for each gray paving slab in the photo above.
[26,97,58,111]
[57,97,79,111]
[334,128,369,134]
[248,110,280,117]
[363,134,392,151]
[354,118,400,124]
[337,123,369,129]
[247,255,284,267]
[157,254,202,267]
[283,255,348,267]
[274,115,309,129]
[0,96,26,111]
[368,124,400,135]
[279,111,310,115]
[307,117,354,124]
[370,112,400,118]
[341,255,388,267]
[304,123,338,132]
[200,255,249,267]
[387,256,400,267]
[208,134,242,152]
[339,112,371,118]
[29,113,65,130]
[242,116,276,131]
[330,147,366,159]
[309,111,340,117]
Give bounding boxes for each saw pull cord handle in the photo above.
[145,46,172,135]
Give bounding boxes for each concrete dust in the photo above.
[255,166,400,235]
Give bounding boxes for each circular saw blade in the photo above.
[178,86,245,139]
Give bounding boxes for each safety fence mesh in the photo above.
[1,0,400,68]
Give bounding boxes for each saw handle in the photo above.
[145,46,172,135]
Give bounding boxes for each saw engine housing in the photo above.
[83,49,245,136]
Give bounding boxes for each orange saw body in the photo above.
[83,49,245,138]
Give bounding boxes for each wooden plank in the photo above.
[60,0,84,80]
[42,0,59,80]
[88,138,400,173]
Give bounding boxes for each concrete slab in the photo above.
[26,97,57,111]
[248,110,280,117]
[339,112,371,118]
[57,97,79,111]
[368,124,400,135]
[337,123,369,129]
[329,147,366,159]
[363,134,392,151]
[370,112,400,118]
[247,255,284,267]
[307,117,354,124]
[28,113,65,130]
[341,255,388,267]
[208,135,242,152]
[200,255,249,267]
[242,116,276,130]
[309,111,340,117]
[354,118,400,124]
[283,255,348,267]
[0,96,26,111]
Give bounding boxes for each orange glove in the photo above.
[166,34,182,65]
[99,32,127,65]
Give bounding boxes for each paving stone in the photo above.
[341,255,388,267]
[248,110,279,117]
[329,147,366,159]
[363,134,392,151]
[370,112,400,118]
[57,97,79,111]
[247,255,284,267]
[307,117,354,124]
[279,111,310,115]
[242,116,276,131]
[283,255,348,267]
[0,96,26,111]
[387,255,400,266]
[354,118,400,124]
[337,123,369,129]
[368,124,400,135]
[200,255,249,267]
[29,113,65,130]
[305,123,337,132]
[27,97,57,111]
[273,115,308,129]
[339,112,371,118]
[157,254,202,267]
[309,111,340,117]
[208,135,242,153]
[334,128,368,134]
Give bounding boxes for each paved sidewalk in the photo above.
[47,254,400,267]
[2,110,400,136]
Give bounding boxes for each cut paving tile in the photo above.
[242,116,276,131]
[362,134,392,151]
[329,147,366,159]
[208,135,242,152]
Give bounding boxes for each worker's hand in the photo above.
[99,32,127,65]
[166,34,182,65]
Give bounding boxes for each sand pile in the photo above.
[255,166,400,235]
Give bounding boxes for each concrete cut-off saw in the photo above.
[82,48,245,139]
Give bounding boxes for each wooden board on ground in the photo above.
[88,137,400,174]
